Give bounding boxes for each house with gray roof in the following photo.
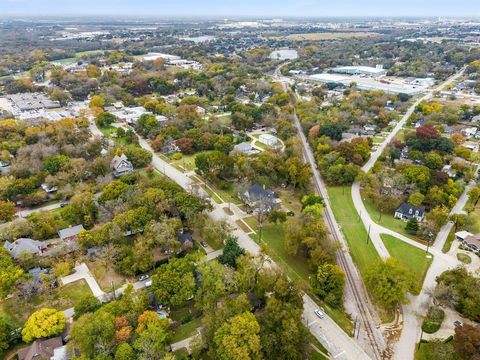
[238,184,281,212]
[4,238,47,259]
[111,153,133,177]
[394,203,425,222]
[58,224,85,242]
[231,142,260,156]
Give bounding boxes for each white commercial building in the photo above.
[258,134,280,147]
[331,65,387,77]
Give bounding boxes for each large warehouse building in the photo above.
[331,65,387,77]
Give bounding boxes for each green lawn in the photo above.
[171,317,202,343]
[381,234,433,294]
[442,227,456,253]
[168,154,197,173]
[0,279,90,323]
[99,125,129,145]
[327,186,380,276]
[457,253,472,264]
[415,340,460,360]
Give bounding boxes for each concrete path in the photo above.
[60,263,105,299]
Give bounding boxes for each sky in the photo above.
[0,0,479,17]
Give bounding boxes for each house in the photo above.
[463,141,479,153]
[442,164,457,178]
[41,183,58,193]
[238,184,281,211]
[415,119,427,128]
[17,336,66,360]
[231,142,260,156]
[111,153,133,177]
[58,224,85,242]
[463,234,480,251]
[178,229,194,251]
[4,238,47,259]
[455,231,473,242]
[258,134,280,147]
[394,203,425,222]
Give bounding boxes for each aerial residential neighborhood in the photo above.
[0,1,479,360]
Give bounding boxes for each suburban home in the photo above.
[238,184,281,211]
[58,224,85,242]
[258,133,280,147]
[442,164,457,178]
[4,238,47,259]
[456,231,480,251]
[17,336,67,360]
[231,142,260,156]
[394,203,425,222]
[41,183,58,193]
[111,153,133,177]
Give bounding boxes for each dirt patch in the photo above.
[87,260,127,292]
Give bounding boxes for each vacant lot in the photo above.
[0,279,90,323]
[381,234,433,294]
[285,32,378,41]
[327,186,380,276]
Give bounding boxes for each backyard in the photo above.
[380,234,433,294]
[0,279,90,323]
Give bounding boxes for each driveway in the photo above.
[61,263,105,299]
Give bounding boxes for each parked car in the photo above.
[454,320,463,327]
[145,280,153,288]
[314,309,325,319]
[200,241,208,248]
[139,275,149,281]
[286,211,295,217]
[60,200,70,208]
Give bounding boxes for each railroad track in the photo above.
[292,109,385,359]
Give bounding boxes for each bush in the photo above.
[172,152,182,160]
[422,306,445,334]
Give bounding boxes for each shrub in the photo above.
[172,152,182,161]
[422,306,445,334]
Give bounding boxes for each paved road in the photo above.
[136,132,368,360]
[17,202,63,218]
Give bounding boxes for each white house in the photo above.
[258,134,279,147]
[394,203,425,222]
[111,153,134,177]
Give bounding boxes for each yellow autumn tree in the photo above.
[22,308,66,342]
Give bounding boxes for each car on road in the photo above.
[60,201,70,208]
[138,275,149,281]
[454,320,463,327]
[145,280,153,288]
[314,309,325,319]
[200,240,208,248]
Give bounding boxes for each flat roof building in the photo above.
[331,65,387,77]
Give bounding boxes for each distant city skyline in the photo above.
[0,0,479,17]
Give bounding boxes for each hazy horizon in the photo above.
[0,0,479,18]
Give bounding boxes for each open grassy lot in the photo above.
[381,234,433,294]
[0,279,90,323]
[327,186,380,276]
[171,317,202,343]
[415,340,460,360]
[99,124,129,145]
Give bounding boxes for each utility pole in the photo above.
[111,280,116,300]
[367,224,371,244]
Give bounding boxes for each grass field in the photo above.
[327,186,380,276]
[442,227,456,253]
[381,234,433,295]
[415,340,460,360]
[171,317,202,342]
[0,279,90,323]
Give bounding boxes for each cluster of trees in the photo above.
[194,138,312,190]
[59,245,316,359]
[434,267,480,322]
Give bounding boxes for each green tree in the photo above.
[0,315,16,353]
[0,200,16,223]
[42,154,69,175]
[22,308,66,342]
[98,181,130,203]
[259,296,308,360]
[405,218,419,234]
[90,95,105,109]
[218,236,245,268]
[0,247,24,299]
[115,343,136,360]
[70,311,116,358]
[408,192,425,207]
[196,260,236,311]
[151,256,196,307]
[312,263,345,307]
[425,152,444,170]
[133,321,170,360]
[95,112,117,128]
[365,258,414,311]
[427,206,450,231]
[74,294,102,320]
[214,311,261,360]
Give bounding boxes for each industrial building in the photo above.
[331,65,387,77]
